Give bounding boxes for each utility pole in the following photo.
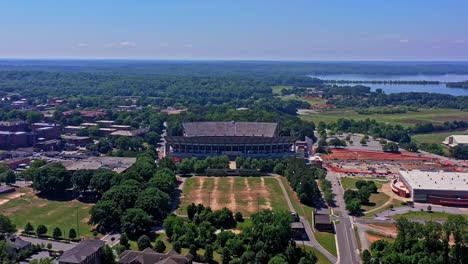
[76,206,80,238]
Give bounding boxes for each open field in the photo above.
[0,187,94,238]
[392,211,468,221]
[340,177,388,190]
[178,176,289,216]
[412,130,468,145]
[300,108,468,126]
[364,199,404,217]
[361,192,391,212]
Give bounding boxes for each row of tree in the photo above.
[363,216,468,263]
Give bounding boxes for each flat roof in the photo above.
[63,157,136,173]
[447,135,468,144]
[399,170,468,192]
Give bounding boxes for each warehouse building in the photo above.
[165,122,296,159]
[392,170,468,206]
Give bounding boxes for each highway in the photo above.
[327,172,361,264]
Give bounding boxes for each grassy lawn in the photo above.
[300,245,333,264]
[412,130,468,145]
[300,108,468,127]
[314,231,337,257]
[340,177,388,191]
[361,192,391,212]
[278,176,303,215]
[282,95,326,105]
[392,211,468,221]
[179,176,290,216]
[0,187,94,238]
[364,199,404,218]
[272,85,292,95]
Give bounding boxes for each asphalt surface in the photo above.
[19,235,76,251]
[327,172,361,264]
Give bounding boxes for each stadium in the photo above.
[164,122,297,159]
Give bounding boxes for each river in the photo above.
[309,74,468,96]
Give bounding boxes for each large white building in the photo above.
[392,170,468,206]
[443,135,468,147]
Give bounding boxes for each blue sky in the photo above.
[1,0,467,60]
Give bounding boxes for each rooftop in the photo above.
[119,248,193,264]
[443,135,468,146]
[58,239,105,264]
[399,170,468,191]
[183,122,278,137]
[63,157,136,173]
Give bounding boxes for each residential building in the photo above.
[119,248,193,264]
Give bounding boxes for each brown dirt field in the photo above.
[367,233,394,244]
[324,149,435,162]
[368,223,398,234]
[436,116,468,122]
[181,177,276,215]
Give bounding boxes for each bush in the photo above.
[235,212,244,223]
[36,225,48,236]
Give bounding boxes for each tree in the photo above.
[187,203,197,220]
[71,170,94,194]
[3,170,15,185]
[204,245,213,263]
[158,157,176,171]
[155,240,166,253]
[102,244,116,264]
[222,247,231,264]
[121,208,153,240]
[89,169,117,194]
[383,142,399,153]
[357,186,371,205]
[137,235,152,250]
[427,205,432,212]
[328,138,347,148]
[24,222,34,234]
[135,187,171,223]
[68,228,77,239]
[30,259,54,264]
[235,212,244,222]
[360,137,368,145]
[268,255,288,264]
[46,243,52,250]
[0,216,15,236]
[346,198,361,215]
[32,163,71,197]
[52,227,62,239]
[172,241,181,254]
[177,159,193,174]
[36,225,47,236]
[120,233,130,249]
[148,169,177,196]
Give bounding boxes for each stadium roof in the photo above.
[183,122,278,137]
[399,170,468,191]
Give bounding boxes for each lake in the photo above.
[309,74,468,96]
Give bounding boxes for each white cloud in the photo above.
[399,39,409,43]
[120,41,136,47]
[454,39,466,44]
[185,44,193,49]
[76,42,88,47]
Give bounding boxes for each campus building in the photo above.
[165,122,297,159]
[392,170,468,206]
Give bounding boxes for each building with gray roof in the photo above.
[58,239,105,264]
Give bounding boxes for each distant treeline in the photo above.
[323,80,440,85]
[2,60,468,75]
[446,81,468,89]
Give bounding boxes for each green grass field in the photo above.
[412,130,468,144]
[364,199,404,218]
[340,177,388,191]
[272,85,292,95]
[392,211,468,221]
[314,231,337,258]
[300,108,468,127]
[178,177,290,216]
[0,188,94,238]
[361,192,391,212]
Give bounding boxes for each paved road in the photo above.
[375,203,468,218]
[327,172,361,264]
[19,235,76,251]
[273,176,337,263]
